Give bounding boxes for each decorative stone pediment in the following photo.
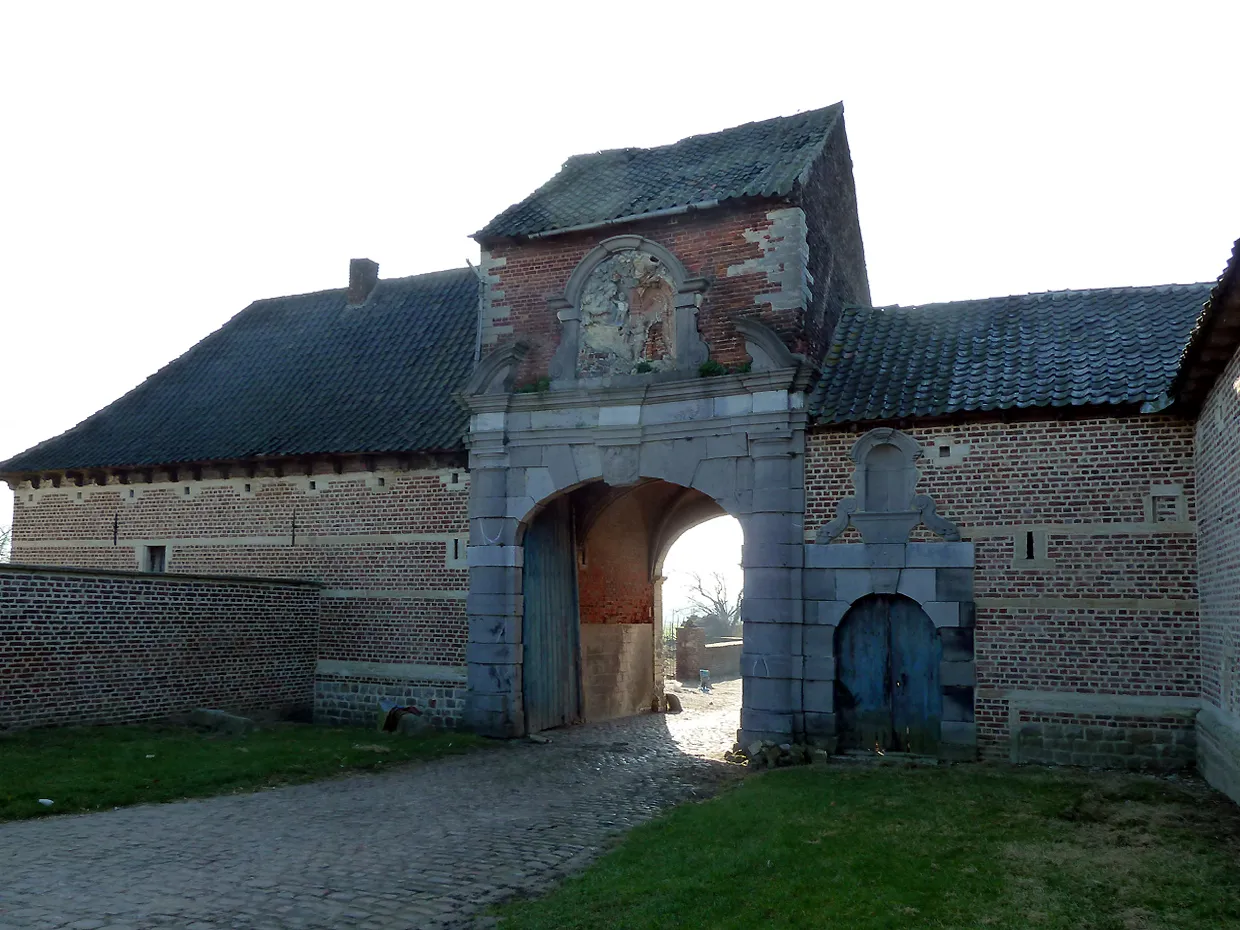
[461,342,528,396]
[549,236,709,381]
[816,427,960,544]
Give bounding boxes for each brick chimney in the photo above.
[347,258,379,305]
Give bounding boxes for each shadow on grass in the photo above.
[0,722,485,822]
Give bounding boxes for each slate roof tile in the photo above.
[0,267,478,473]
[812,283,1214,424]
[475,104,843,241]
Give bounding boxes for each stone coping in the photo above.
[1005,690,1201,719]
[316,659,468,684]
[0,562,322,588]
[804,542,975,569]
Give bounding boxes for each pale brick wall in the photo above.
[0,565,318,730]
[1195,342,1240,799]
[806,415,1200,761]
[9,464,471,726]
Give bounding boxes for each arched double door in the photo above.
[834,594,942,754]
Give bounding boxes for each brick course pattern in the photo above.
[0,565,318,730]
[1197,347,1240,720]
[481,202,814,382]
[806,416,1200,758]
[8,467,471,725]
[1013,711,1196,771]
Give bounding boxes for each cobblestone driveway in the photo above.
[0,682,741,930]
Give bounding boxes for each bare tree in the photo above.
[683,570,742,640]
[0,524,10,563]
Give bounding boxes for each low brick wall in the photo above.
[0,564,320,730]
[704,639,742,679]
[314,660,466,728]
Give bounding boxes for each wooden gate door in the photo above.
[522,497,582,733]
[834,595,942,753]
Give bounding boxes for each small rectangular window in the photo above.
[1025,531,1035,560]
[309,480,316,490]
[939,445,951,458]
[183,486,190,496]
[244,483,252,492]
[145,545,166,573]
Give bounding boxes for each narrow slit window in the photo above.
[1024,532,1035,561]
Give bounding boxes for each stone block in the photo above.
[803,656,837,681]
[940,660,975,687]
[741,543,803,569]
[753,455,791,488]
[864,544,907,568]
[466,642,523,665]
[959,601,976,628]
[571,444,603,481]
[663,398,719,424]
[872,568,900,594]
[598,404,641,426]
[744,512,798,545]
[805,600,849,626]
[802,680,835,713]
[470,516,518,547]
[942,685,974,721]
[472,495,509,519]
[744,567,798,600]
[470,469,507,498]
[752,487,804,514]
[905,542,975,568]
[835,569,872,603]
[739,707,795,737]
[744,676,798,710]
[741,597,803,624]
[601,445,640,486]
[693,457,737,503]
[741,653,802,679]
[706,431,748,458]
[803,570,836,601]
[468,615,521,645]
[803,711,836,737]
[896,569,936,603]
[467,662,519,694]
[531,407,597,430]
[936,568,974,602]
[523,467,557,505]
[466,592,523,617]
[507,446,542,468]
[921,601,961,628]
[543,446,579,494]
[805,544,868,569]
[802,624,836,657]
[751,389,789,413]
[940,721,977,746]
[505,495,537,520]
[714,393,752,418]
[469,566,521,595]
[940,628,974,662]
[740,621,799,653]
[467,545,523,567]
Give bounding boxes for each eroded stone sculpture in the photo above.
[576,250,677,377]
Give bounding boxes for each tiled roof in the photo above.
[475,104,843,241]
[1170,238,1240,412]
[0,268,479,474]
[812,283,1215,424]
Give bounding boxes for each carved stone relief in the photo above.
[576,250,677,377]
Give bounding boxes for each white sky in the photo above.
[2,1,1237,571]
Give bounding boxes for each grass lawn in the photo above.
[0,722,483,822]
[497,764,1240,930]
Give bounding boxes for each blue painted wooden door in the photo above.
[835,595,942,753]
[522,497,582,733]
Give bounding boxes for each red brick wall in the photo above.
[9,467,470,670]
[482,201,808,383]
[807,415,1200,756]
[1197,345,1240,719]
[577,498,653,626]
[0,565,318,730]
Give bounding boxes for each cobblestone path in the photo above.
[0,682,741,930]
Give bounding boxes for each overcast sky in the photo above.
[2,2,1237,571]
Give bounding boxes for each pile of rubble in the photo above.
[724,739,813,769]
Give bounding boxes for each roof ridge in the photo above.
[860,281,1216,313]
[250,265,474,306]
